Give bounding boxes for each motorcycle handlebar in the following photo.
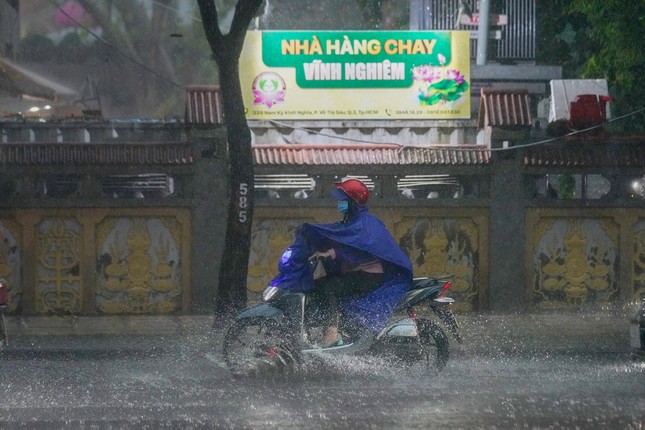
[413,274,454,282]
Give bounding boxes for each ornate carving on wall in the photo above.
[96,217,182,314]
[0,219,21,312]
[633,220,645,300]
[36,218,81,314]
[395,217,479,312]
[532,218,618,309]
[247,218,310,300]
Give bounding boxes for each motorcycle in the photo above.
[0,277,8,351]
[223,258,462,378]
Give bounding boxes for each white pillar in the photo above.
[476,0,490,65]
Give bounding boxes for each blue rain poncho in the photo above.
[269,206,413,332]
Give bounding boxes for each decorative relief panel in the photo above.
[96,217,182,314]
[633,220,645,300]
[532,218,618,309]
[0,219,21,312]
[247,218,311,301]
[395,217,480,312]
[36,218,81,314]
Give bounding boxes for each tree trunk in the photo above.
[197,0,263,322]
[214,59,255,320]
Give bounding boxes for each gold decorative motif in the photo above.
[632,223,645,300]
[0,219,20,312]
[396,217,479,312]
[36,218,81,313]
[96,217,182,314]
[532,218,618,309]
[247,218,310,302]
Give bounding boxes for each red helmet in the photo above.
[335,178,369,205]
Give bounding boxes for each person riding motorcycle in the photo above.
[270,178,413,347]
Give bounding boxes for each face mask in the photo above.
[337,200,349,214]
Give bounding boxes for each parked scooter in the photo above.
[223,258,461,378]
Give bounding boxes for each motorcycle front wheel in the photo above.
[416,318,450,372]
[223,317,298,379]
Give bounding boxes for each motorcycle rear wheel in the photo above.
[416,318,450,372]
[0,311,7,351]
[223,317,297,379]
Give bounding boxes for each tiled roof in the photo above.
[253,144,490,166]
[253,144,399,165]
[185,85,224,125]
[478,88,532,128]
[0,142,194,165]
[523,140,645,168]
[398,146,490,165]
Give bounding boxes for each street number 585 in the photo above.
[238,182,248,223]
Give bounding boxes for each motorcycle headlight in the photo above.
[262,286,280,302]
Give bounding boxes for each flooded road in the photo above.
[0,313,643,429]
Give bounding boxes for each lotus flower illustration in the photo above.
[252,72,286,108]
[412,64,469,106]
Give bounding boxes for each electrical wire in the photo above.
[269,106,645,151]
[488,105,645,151]
[51,0,184,89]
[268,119,404,147]
[150,0,202,23]
[49,0,645,148]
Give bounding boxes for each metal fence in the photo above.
[410,0,536,61]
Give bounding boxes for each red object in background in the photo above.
[54,1,96,28]
[568,94,613,130]
[0,278,7,305]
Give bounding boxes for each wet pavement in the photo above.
[2,308,632,355]
[0,309,643,429]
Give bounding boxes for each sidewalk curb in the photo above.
[1,311,633,355]
[4,315,215,336]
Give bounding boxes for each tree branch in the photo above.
[113,0,149,54]
[228,0,263,44]
[76,0,144,64]
[197,0,224,50]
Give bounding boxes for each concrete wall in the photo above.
[188,127,230,313]
[2,120,644,316]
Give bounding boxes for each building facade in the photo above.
[1,88,644,318]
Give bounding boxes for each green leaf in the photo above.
[457,82,470,92]
[429,79,459,91]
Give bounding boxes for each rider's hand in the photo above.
[310,250,333,260]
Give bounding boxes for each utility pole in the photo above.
[408,0,430,30]
[476,0,490,65]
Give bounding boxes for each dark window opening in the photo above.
[0,176,16,199]
[255,174,316,200]
[397,175,464,199]
[101,174,175,199]
[531,174,611,200]
[37,175,82,199]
